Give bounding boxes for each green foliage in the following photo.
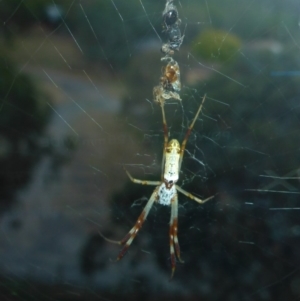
[192,28,242,62]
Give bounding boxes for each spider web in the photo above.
[0,0,300,300]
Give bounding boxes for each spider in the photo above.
[153,58,181,105]
[161,58,181,93]
[164,8,178,27]
[100,95,214,278]
[153,84,181,105]
[163,1,178,28]
[161,0,184,55]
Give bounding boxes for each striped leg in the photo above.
[176,185,214,204]
[160,102,169,181]
[169,193,184,279]
[179,94,207,170]
[99,188,158,260]
[124,167,160,186]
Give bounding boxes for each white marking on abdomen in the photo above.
[157,183,176,206]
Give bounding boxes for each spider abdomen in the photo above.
[157,183,176,206]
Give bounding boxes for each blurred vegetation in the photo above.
[198,49,300,179]
[70,0,162,69]
[191,28,241,62]
[121,50,161,121]
[1,0,297,69]
[0,0,73,44]
[0,0,51,27]
[0,52,52,211]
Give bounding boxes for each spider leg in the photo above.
[169,193,184,279]
[176,185,214,204]
[98,231,122,245]
[160,102,169,181]
[101,188,158,261]
[124,167,160,186]
[179,94,207,170]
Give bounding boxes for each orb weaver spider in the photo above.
[100,94,214,278]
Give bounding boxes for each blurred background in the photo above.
[0,0,300,300]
